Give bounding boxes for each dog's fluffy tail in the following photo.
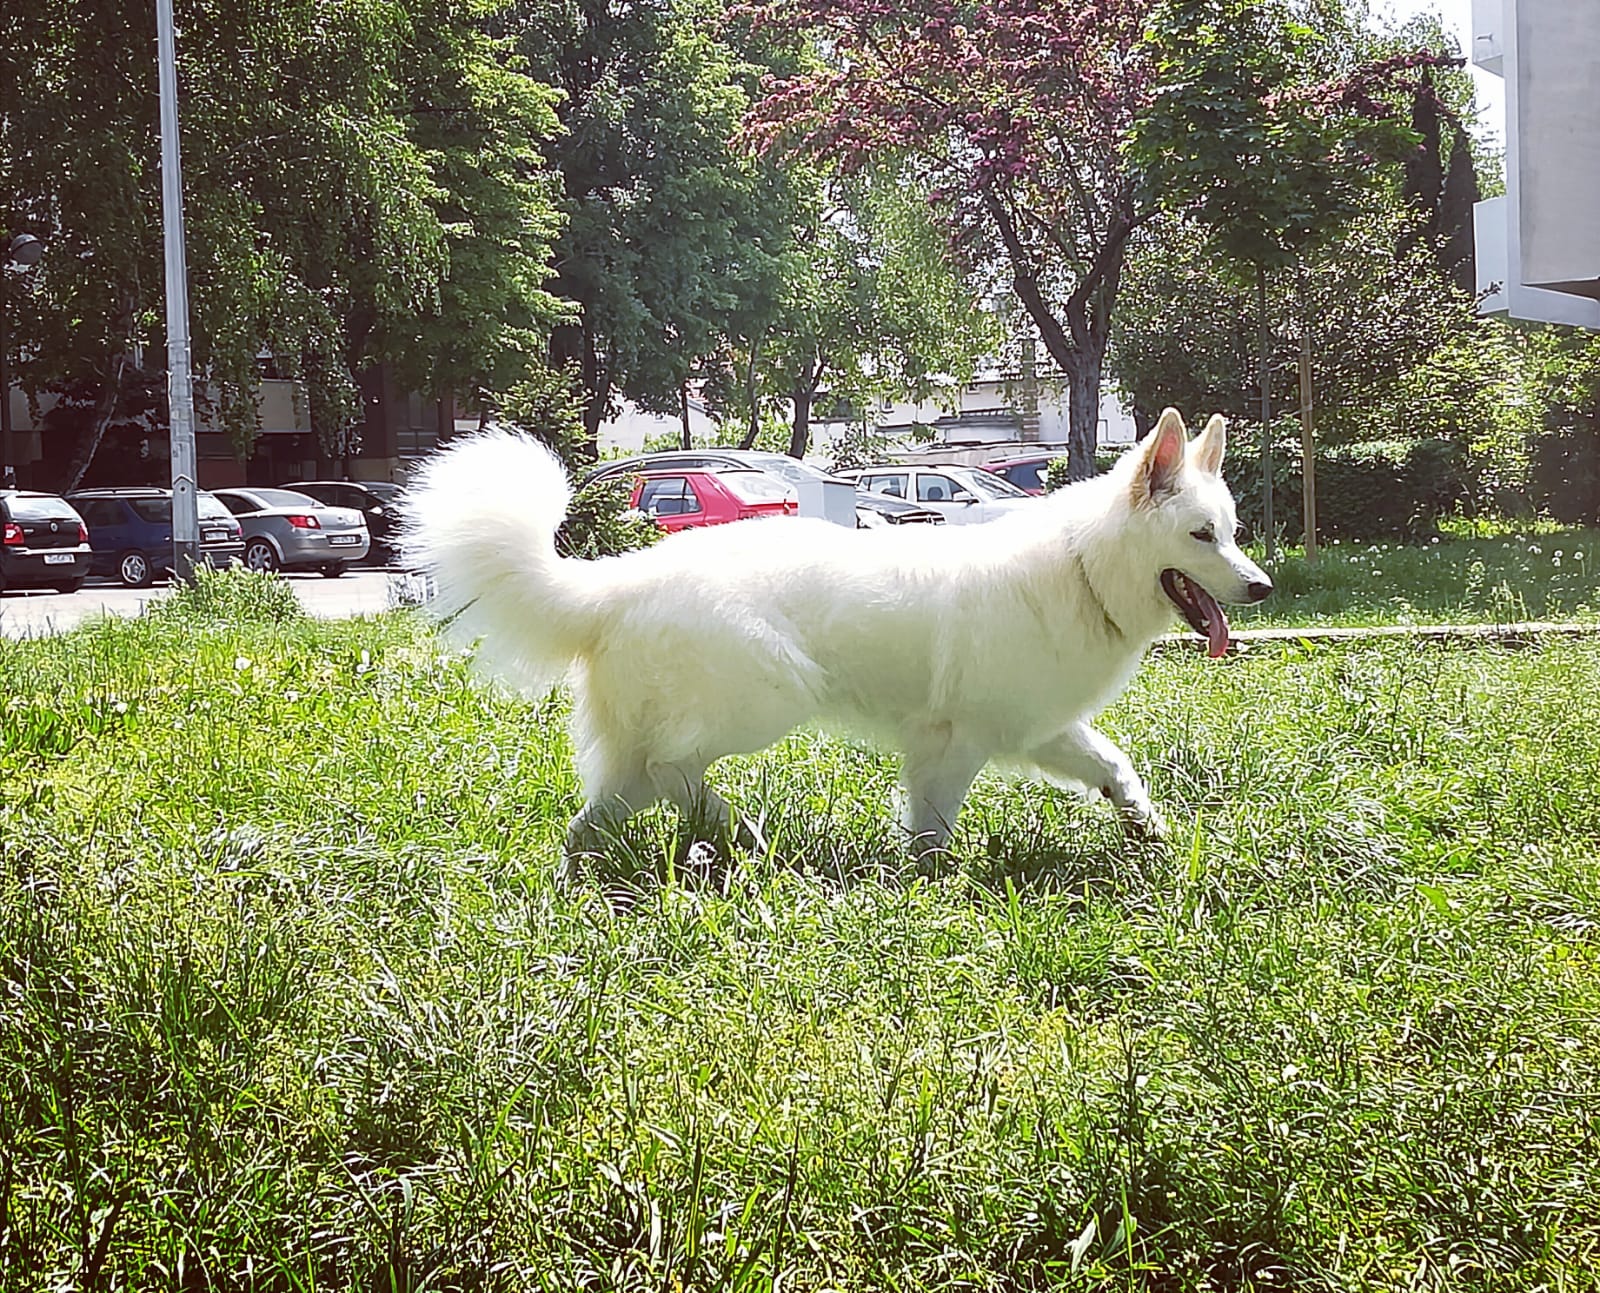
[401,428,597,694]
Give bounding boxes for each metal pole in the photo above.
[157,0,199,584]
[1258,263,1275,563]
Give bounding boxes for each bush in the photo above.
[1042,447,1127,491]
[145,564,305,626]
[1529,418,1600,525]
[492,365,661,559]
[1226,432,1474,543]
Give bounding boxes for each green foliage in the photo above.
[494,364,661,559]
[1043,449,1126,491]
[3,0,564,480]
[1226,432,1476,542]
[144,564,306,627]
[3,611,1600,1286]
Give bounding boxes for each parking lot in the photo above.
[0,568,422,639]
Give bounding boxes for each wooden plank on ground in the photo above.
[1155,621,1600,653]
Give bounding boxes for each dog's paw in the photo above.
[1125,807,1170,843]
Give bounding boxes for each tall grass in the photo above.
[1236,528,1600,628]
[1,601,1598,1289]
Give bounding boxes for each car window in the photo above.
[198,494,233,521]
[3,495,77,522]
[862,473,908,498]
[216,493,255,515]
[291,483,334,504]
[247,488,320,508]
[999,462,1047,491]
[718,472,792,504]
[130,498,173,524]
[961,469,1030,500]
[74,499,123,529]
[363,482,404,501]
[917,473,961,503]
[637,477,701,516]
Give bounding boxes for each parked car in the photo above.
[0,490,93,593]
[628,469,799,532]
[281,479,404,559]
[838,464,1036,525]
[854,492,944,528]
[211,486,370,576]
[985,453,1065,495]
[66,487,245,587]
[586,449,856,526]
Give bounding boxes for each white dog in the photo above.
[403,407,1271,854]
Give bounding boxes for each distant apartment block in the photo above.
[1473,0,1600,326]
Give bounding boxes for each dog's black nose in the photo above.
[1246,579,1273,603]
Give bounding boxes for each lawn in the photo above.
[1232,527,1600,629]
[2,572,1599,1290]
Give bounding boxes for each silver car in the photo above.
[211,487,370,577]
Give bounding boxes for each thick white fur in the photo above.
[403,408,1270,853]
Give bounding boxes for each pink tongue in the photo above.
[1196,585,1230,658]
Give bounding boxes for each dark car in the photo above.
[0,490,93,593]
[66,488,245,587]
[282,480,403,560]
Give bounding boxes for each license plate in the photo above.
[328,534,360,546]
[43,553,75,565]
[203,529,228,542]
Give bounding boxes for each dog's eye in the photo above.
[1190,525,1216,543]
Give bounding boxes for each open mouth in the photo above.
[1161,569,1230,658]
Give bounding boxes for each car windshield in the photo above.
[198,495,233,520]
[959,469,1030,500]
[364,482,404,499]
[4,495,78,522]
[246,488,320,508]
[740,456,819,487]
[719,471,793,504]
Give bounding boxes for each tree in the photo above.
[732,162,1000,459]
[2,0,563,489]
[510,0,782,457]
[744,0,1158,481]
[1125,0,1444,551]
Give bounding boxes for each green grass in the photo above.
[1233,528,1600,629]
[3,580,1599,1291]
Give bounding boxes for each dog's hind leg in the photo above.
[1029,722,1169,841]
[650,763,768,856]
[900,729,987,857]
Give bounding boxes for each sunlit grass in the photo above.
[3,582,1598,1289]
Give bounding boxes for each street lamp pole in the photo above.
[156,0,199,583]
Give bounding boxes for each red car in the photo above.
[628,469,798,532]
[984,453,1065,495]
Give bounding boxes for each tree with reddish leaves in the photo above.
[741,0,1447,482]
[743,0,1156,481]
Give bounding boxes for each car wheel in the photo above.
[52,578,86,594]
[244,539,280,573]
[118,550,154,588]
[320,562,346,579]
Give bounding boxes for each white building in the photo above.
[1473,0,1600,326]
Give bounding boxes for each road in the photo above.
[0,568,425,639]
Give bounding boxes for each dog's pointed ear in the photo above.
[1132,407,1187,505]
[1190,414,1226,477]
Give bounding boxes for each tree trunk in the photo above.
[1298,264,1318,564]
[1062,353,1102,481]
[679,380,692,449]
[739,333,762,450]
[551,315,605,462]
[788,354,818,460]
[1257,263,1275,562]
[61,350,131,493]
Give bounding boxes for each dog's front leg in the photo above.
[900,730,987,857]
[1029,722,1169,841]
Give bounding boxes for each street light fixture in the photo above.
[2,233,46,489]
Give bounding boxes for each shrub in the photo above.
[492,365,661,559]
[1226,432,1473,542]
[145,564,305,626]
